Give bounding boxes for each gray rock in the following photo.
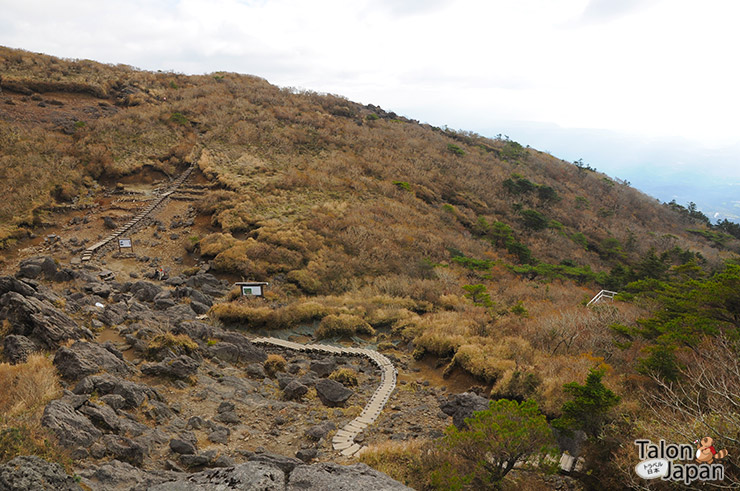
[283,380,309,400]
[129,281,163,302]
[103,434,146,466]
[165,303,197,323]
[173,321,216,340]
[100,302,127,325]
[248,452,303,474]
[169,438,197,455]
[103,216,117,229]
[150,462,285,490]
[53,341,132,380]
[78,401,121,432]
[16,256,58,280]
[207,426,230,444]
[77,459,177,490]
[315,378,353,407]
[74,374,158,408]
[305,421,336,441]
[439,391,489,430]
[288,462,412,490]
[3,334,38,364]
[245,363,267,379]
[0,275,37,297]
[41,400,103,448]
[296,448,318,463]
[310,358,336,378]
[0,456,81,491]
[0,291,88,349]
[141,355,199,380]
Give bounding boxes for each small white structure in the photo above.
[236,281,268,297]
[587,290,618,306]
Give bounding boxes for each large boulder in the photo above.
[53,341,132,380]
[16,256,58,280]
[0,291,89,349]
[439,392,489,430]
[289,462,412,490]
[3,334,38,364]
[0,456,82,491]
[310,358,336,378]
[0,275,36,297]
[129,281,163,302]
[41,400,103,448]
[141,355,199,380]
[283,380,308,400]
[315,378,353,407]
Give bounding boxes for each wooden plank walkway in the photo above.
[80,165,195,262]
[252,337,397,457]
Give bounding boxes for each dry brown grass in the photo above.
[0,354,61,418]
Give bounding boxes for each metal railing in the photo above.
[586,289,618,306]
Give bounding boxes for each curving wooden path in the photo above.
[80,165,195,262]
[252,336,397,457]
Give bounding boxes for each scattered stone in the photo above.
[310,358,336,378]
[245,363,266,379]
[102,435,146,466]
[150,462,285,490]
[315,378,353,407]
[305,421,336,441]
[296,448,318,463]
[169,438,196,455]
[283,380,309,400]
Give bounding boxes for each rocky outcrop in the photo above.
[3,334,38,364]
[0,291,90,349]
[315,378,353,407]
[149,462,286,490]
[73,374,160,409]
[0,456,82,491]
[288,462,411,490]
[439,391,489,430]
[41,399,103,449]
[53,341,133,380]
[141,355,200,380]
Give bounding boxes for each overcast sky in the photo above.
[2,0,739,219]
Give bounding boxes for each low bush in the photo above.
[263,354,287,375]
[315,314,374,339]
[329,368,358,387]
[147,333,198,360]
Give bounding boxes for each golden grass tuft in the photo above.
[315,313,374,339]
[263,354,287,375]
[0,354,61,418]
[329,368,359,387]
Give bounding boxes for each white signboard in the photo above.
[242,285,263,296]
[118,238,132,249]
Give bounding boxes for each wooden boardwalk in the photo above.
[80,165,195,262]
[252,337,397,457]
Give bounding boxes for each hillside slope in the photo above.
[2,46,739,489]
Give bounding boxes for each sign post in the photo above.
[118,238,133,253]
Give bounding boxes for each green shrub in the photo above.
[520,209,548,231]
[169,112,189,125]
[392,180,412,192]
[447,143,465,156]
[366,113,379,121]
